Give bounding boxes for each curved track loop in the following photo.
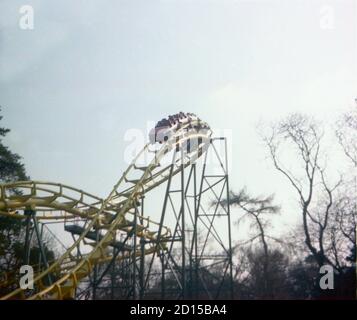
[0,118,212,299]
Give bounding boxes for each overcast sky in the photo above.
[0,0,356,241]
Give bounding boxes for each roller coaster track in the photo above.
[0,117,213,299]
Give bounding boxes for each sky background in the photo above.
[0,0,356,243]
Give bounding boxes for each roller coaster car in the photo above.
[149,113,198,144]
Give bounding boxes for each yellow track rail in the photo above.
[0,118,212,299]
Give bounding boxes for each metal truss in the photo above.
[0,117,233,300]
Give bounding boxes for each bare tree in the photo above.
[262,113,343,269]
[226,188,279,263]
[331,185,356,266]
[219,187,280,298]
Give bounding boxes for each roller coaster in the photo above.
[0,113,233,300]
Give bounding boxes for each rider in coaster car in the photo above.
[156,118,170,129]
[168,115,174,126]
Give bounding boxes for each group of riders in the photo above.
[155,112,197,129]
[150,112,210,145]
